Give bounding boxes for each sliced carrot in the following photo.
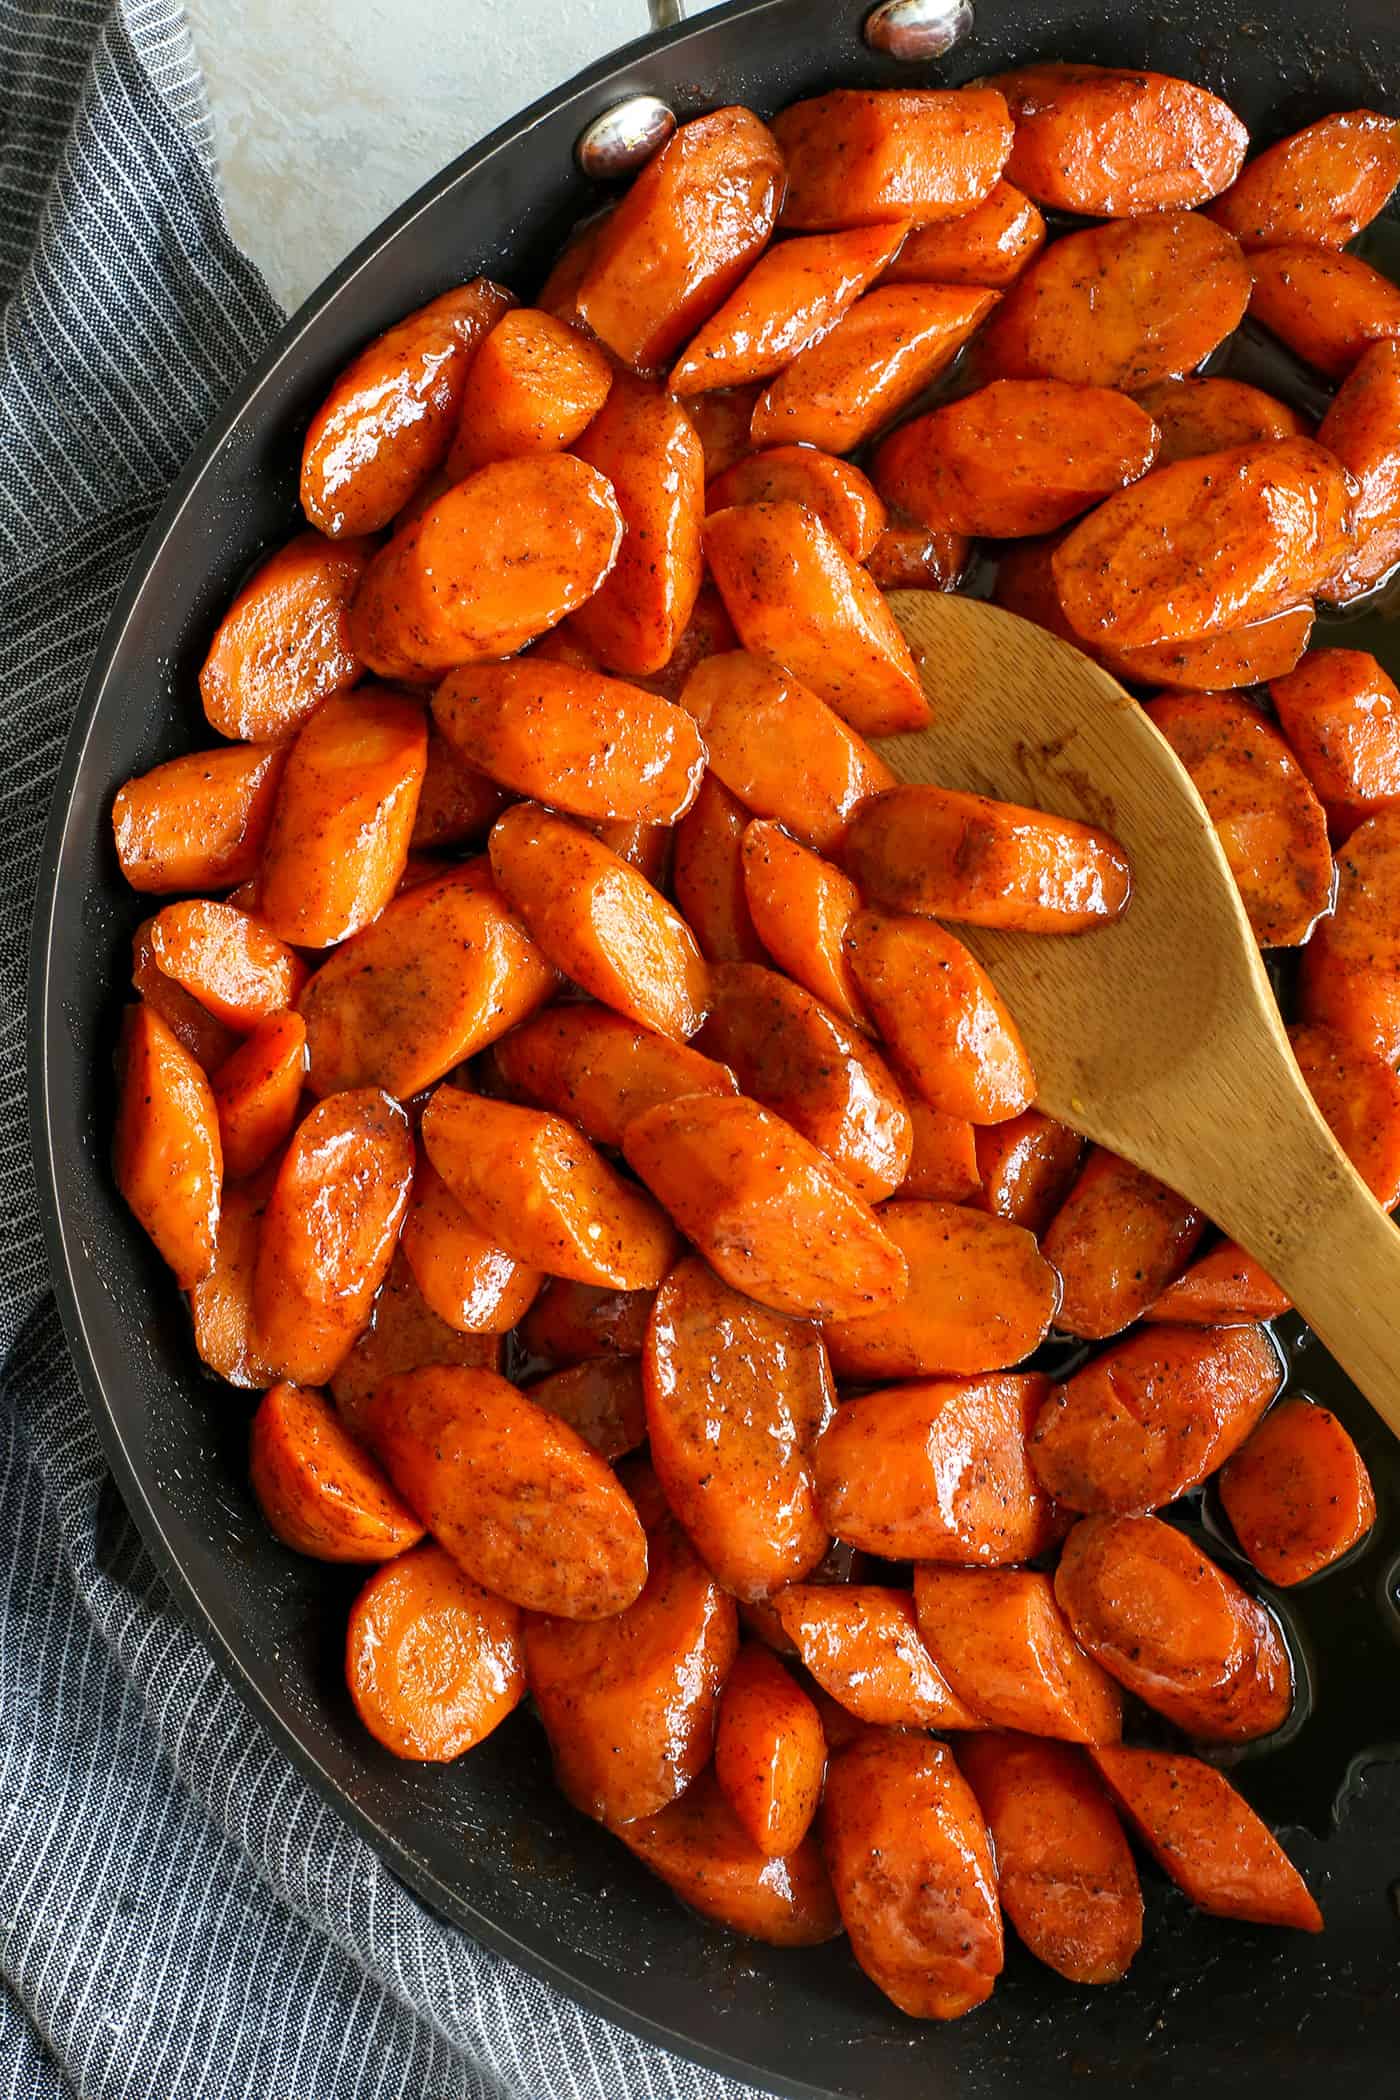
[492,1003,736,1149]
[1220,1396,1377,1586]
[958,1734,1142,1987]
[211,1010,305,1180]
[1271,648,1400,837]
[566,373,704,678]
[1056,1514,1292,1742]
[524,1478,737,1820]
[619,1769,841,1945]
[148,901,305,1032]
[899,1101,981,1203]
[1143,1240,1290,1326]
[1090,1747,1323,1931]
[992,63,1246,215]
[188,1164,277,1387]
[750,284,998,455]
[707,448,886,561]
[624,1092,908,1323]
[574,107,785,371]
[992,528,1089,647]
[1100,606,1317,690]
[525,1357,647,1463]
[330,1248,502,1440]
[199,532,370,742]
[411,722,507,849]
[824,1202,1057,1381]
[913,1565,1122,1744]
[1134,377,1307,466]
[113,743,286,896]
[865,518,970,593]
[1316,341,1400,602]
[345,1540,524,1761]
[1299,928,1400,1068]
[777,1586,981,1731]
[1030,1323,1283,1516]
[775,88,1012,231]
[683,385,762,480]
[446,307,612,474]
[489,803,708,1041]
[348,455,624,681]
[399,1157,541,1334]
[672,775,768,964]
[131,916,238,1073]
[1308,806,1400,970]
[258,690,427,947]
[714,1645,826,1859]
[844,908,1035,1124]
[635,579,739,707]
[584,816,671,885]
[972,1109,1083,1233]
[740,822,866,1026]
[517,1278,652,1367]
[1290,1020,1400,1208]
[881,181,1044,287]
[250,1380,423,1561]
[643,1254,832,1599]
[1249,245,1400,378]
[251,1089,411,1384]
[737,1537,867,1659]
[301,280,514,535]
[114,1004,222,1288]
[844,783,1131,933]
[1210,108,1400,250]
[822,1731,1003,2020]
[432,658,705,824]
[1040,1146,1205,1340]
[704,502,929,737]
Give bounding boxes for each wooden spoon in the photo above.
[881,589,1400,1440]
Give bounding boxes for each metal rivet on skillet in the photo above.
[576,94,678,179]
[864,0,975,61]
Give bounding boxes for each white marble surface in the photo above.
[186,0,715,311]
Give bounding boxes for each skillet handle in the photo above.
[648,0,686,21]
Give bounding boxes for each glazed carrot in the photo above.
[421,1087,675,1291]
[774,88,1012,230]
[619,1769,841,1946]
[488,803,709,1041]
[876,380,1158,540]
[1307,806,1400,969]
[844,909,1035,1123]
[777,1586,981,1732]
[750,285,998,455]
[972,1109,1083,1233]
[821,1732,1003,2020]
[643,1254,833,1599]
[250,1381,424,1562]
[893,1103,979,1204]
[1029,1323,1283,1515]
[1289,1020,1400,1208]
[740,823,867,1027]
[584,816,671,885]
[1146,692,1334,947]
[1272,649,1400,842]
[823,1203,1058,1380]
[844,783,1132,933]
[1089,1747,1322,1932]
[1299,928,1400,1068]
[199,533,370,742]
[349,456,624,681]
[432,660,705,824]
[114,1004,222,1288]
[633,579,739,708]
[1249,246,1400,378]
[518,1281,651,1369]
[814,1372,1062,1561]
[1143,1240,1290,1325]
[1213,108,1400,249]
[258,690,427,947]
[188,1165,277,1388]
[1100,607,1317,691]
[958,1734,1142,1987]
[574,107,785,370]
[993,528,1098,647]
[524,1479,737,1820]
[299,859,555,1099]
[211,1010,305,1180]
[1041,1147,1204,1340]
[251,1089,412,1384]
[300,280,514,535]
[131,917,239,1073]
[113,743,286,895]
[672,222,910,395]
[148,901,305,1032]
[626,1093,908,1322]
[881,182,1044,287]
[330,1248,502,1439]
[492,1004,737,1149]
[991,63,1246,215]
[1316,341,1400,603]
[913,1566,1122,1744]
[683,385,762,480]
[537,206,611,323]
[399,1158,542,1334]
[981,213,1251,392]
[446,307,612,474]
[1134,378,1307,466]
[410,725,506,849]
[1056,1514,1292,1742]
[345,1541,525,1761]
[714,1646,826,1858]
[525,1357,647,1463]
[704,502,930,737]
[672,776,768,964]
[1220,1397,1376,1586]
[707,449,887,561]
[865,519,969,592]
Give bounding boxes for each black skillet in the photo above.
[28,1,1400,2093]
